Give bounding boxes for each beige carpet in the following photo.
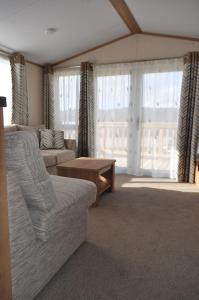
[36,175,199,300]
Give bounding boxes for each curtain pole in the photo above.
[54,56,182,70]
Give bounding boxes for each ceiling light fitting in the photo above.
[45,28,57,35]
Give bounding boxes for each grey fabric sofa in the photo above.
[4,124,76,174]
[5,131,96,299]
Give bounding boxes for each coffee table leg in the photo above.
[91,163,115,207]
[91,172,100,207]
[107,163,115,192]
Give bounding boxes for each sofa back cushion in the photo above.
[4,125,17,132]
[17,124,45,141]
[7,171,36,243]
[5,131,56,241]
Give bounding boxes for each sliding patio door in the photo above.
[94,59,183,178]
[94,64,132,173]
[136,60,183,178]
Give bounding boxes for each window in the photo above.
[140,70,183,178]
[94,59,183,178]
[54,68,80,140]
[95,69,131,172]
[0,56,12,125]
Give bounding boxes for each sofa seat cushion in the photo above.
[41,149,75,166]
[41,151,57,167]
[34,175,96,239]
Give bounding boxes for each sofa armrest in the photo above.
[64,139,76,152]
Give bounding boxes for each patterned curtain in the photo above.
[177,52,199,183]
[10,53,28,125]
[77,62,95,157]
[43,65,54,129]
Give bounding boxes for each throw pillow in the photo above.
[40,129,65,150]
[40,129,54,149]
[54,130,65,149]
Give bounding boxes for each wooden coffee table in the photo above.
[57,157,116,207]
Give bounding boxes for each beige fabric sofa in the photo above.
[6,131,96,299]
[4,124,76,174]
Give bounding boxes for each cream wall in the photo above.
[26,62,43,125]
[56,34,199,68]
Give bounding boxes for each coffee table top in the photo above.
[57,157,116,171]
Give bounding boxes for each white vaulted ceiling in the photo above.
[0,0,199,65]
[126,0,199,38]
[0,0,129,64]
